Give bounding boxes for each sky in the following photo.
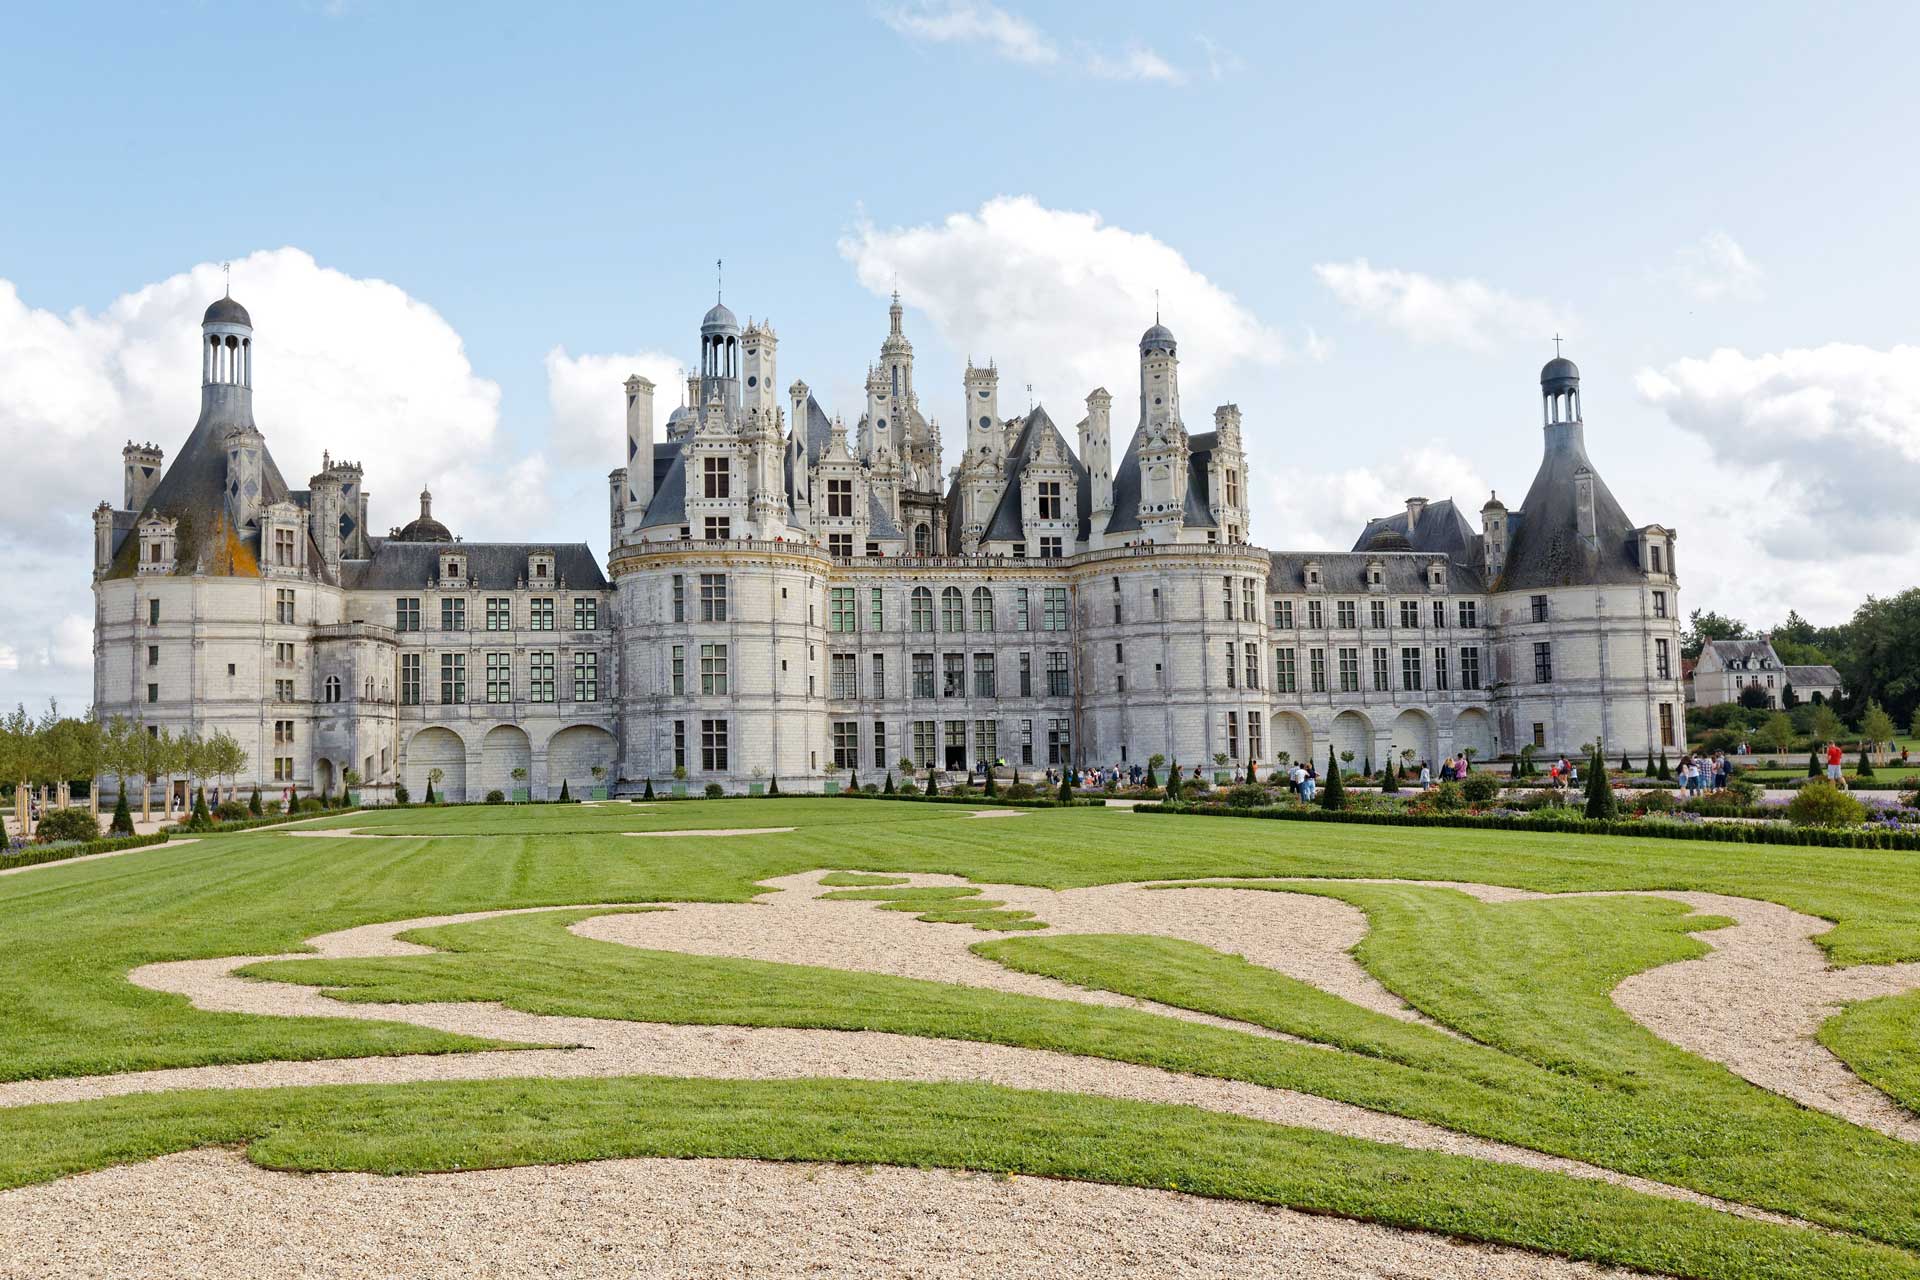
[4,1,1919,712]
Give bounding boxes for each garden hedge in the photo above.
[0,831,170,871]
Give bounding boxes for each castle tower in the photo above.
[224,421,267,533]
[699,299,741,414]
[742,321,778,416]
[1135,319,1189,542]
[123,442,164,512]
[964,361,1000,462]
[1209,404,1247,543]
[1081,388,1113,542]
[624,373,656,526]
[1139,318,1180,436]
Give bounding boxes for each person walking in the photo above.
[1826,741,1846,790]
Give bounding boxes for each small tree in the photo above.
[248,787,262,816]
[1738,685,1772,711]
[1809,703,1845,745]
[188,785,212,829]
[109,787,134,835]
[1057,770,1073,803]
[427,767,444,804]
[1321,745,1347,811]
[1757,712,1795,755]
[1781,682,1798,708]
[1144,760,1158,789]
[590,765,607,795]
[510,765,528,801]
[1584,746,1618,820]
[1861,701,1897,759]
[340,767,361,808]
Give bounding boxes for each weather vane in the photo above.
[222,262,231,297]
[716,258,723,303]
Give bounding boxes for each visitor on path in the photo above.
[1418,761,1432,788]
[1826,741,1846,789]
[1301,766,1317,804]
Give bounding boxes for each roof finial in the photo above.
[222,261,231,298]
[1553,333,1564,357]
[716,258,723,303]
[1154,288,1160,324]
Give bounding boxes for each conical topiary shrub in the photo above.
[1381,760,1400,793]
[1057,771,1073,803]
[984,771,998,796]
[558,778,571,802]
[1321,745,1346,810]
[1806,749,1820,778]
[847,769,860,795]
[769,776,780,796]
[1165,761,1182,802]
[1584,746,1618,820]
[248,787,263,816]
[1620,754,1632,773]
[110,788,134,835]
[883,772,895,795]
[1245,758,1257,784]
[1858,746,1875,778]
[1658,751,1672,781]
[643,778,655,800]
[424,779,436,804]
[925,772,939,797]
[1144,762,1158,789]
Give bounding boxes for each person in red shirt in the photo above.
[1826,741,1846,789]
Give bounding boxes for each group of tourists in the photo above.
[1677,751,1731,795]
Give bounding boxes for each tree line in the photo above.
[0,703,248,835]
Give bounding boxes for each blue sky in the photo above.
[5,1,1919,709]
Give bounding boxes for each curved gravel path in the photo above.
[0,1148,1633,1280]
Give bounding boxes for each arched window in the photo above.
[364,677,374,700]
[941,586,964,632]
[910,586,933,632]
[971,586,994,631]
[914,523,932,555]
[324,675,342,703]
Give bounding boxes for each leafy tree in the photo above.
[1320,745,1346,811]
[1861,701,1897,755]
[1810,704,1845,745]
[102,715,137,817]
[1757,711,1796,754]
[427,767,444,804]
[1912,707,1920,741]
[134,725,174,823]
[1584,745,1618,820]
[1737,685,1772,711]
[1682,609,1750,660]
[1780,682,1798,708]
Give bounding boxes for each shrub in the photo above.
[109,789,134,836]
[899,781,920,796]
[1657,752,1672,781]
[485,790,506,804]
[704,783,725,799]
[35,807,100,844]
[424,779,436,804]
[984,771,998,797]
[1699,729,1740,755]
[1637,789,1678,814]
[1460,772,1501,804]
[1723,776,1760,805]
[558,779,572,802]
[643,778,655,800]
[393,784,410,805]
[296,796,328,813]
[1807,749,1822,778]
[214,800,250,822]
[883,773,895,795]
[1858,747,1875,779]
[768,777,780,796]
[248,787,263,816]
[1583,748,1617,821]
[1427,780,1466,812]
[263,800,284,815]
[1786,781,1866,828]
[1143,763,1158,789]
[1225,784,1268,809]
[1006,782,1035,801]
[1380,761,1400,793]
[1057,773,1074,803]
[1321,745,1347,811]
[924,772,939,798]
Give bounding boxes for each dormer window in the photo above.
[442,555,465,582]
[529,554,554,581]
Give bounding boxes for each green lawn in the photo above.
[7,798,1920,1277]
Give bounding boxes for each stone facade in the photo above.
[1688,638,1842,708]
[91,292,1687,801]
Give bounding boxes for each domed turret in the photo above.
[1541,344,1582,426]
[1139,321,1177,356]
[395,487,453,543]
[1540,356,1580,392]
[701,301,739,336]
[203,296,252,328]
[1366,525,1414,552]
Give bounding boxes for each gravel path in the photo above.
[0,1148,1633,1280]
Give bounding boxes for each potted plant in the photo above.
[590,765,608,801]
[426,766,444,804]
[509,765,529,803]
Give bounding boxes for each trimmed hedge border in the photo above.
[0,831,170,871]
[830,790,1104,810]
[167,807,361,835]
[1138,801,1920,851]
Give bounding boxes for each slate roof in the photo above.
[1784,663,1843,687]
[979,406,1090,544]
[1267,550,1488,594]
[342,540,609,591]
[868,492,903,540]
[1697,639,1778,669]
[1351,499,1481,561]
[1104,423,1217,535]
[638,439,689,529]
[1496,422,1644,591]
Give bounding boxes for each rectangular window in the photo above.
[701,719,729,771]
[1530,594,1549,623]
[1046,651,1071,697]
[1433,647,1449,690]
[1533,641,1553,683]
[1223,577,1236,621]
[1659,702,1675,747]
[148,597,160,625]
[1652,590,1668,619]
[1401,646,1422,691]
[486,652,512,704]
[943,653,964,698]
[529,650,556,702]
[973,652,996,698]
[1244,642,1259,689]
[1370,647,1389,691]
[975,719,998,763]
[703,516,731,540]
[1460,646,1481,690]
[1274,647,1297,693]
[873,720,887,769]
[871,652,885,698]
[1037,480,1062,520]
[1339,647,1360,693]
[392,598,420,632]
[274,678,295,701]
[1656,638,1672,679]
[1020,719,1034,766]
[941,589,964,633]
[147,644,159,667]
[860,588,880,634]
[670,644,685,695]
[1368,599,1385,629]
[274,642,294,668]
[673,720,686,771]
[671,575,685,623]
[574,597,598,631]
[530,598,555,630]
[440,596,465,631]
[1225,641,1238,689]
[1015,587,1031,631]
[573,650,599,701]
[973,590,995,631]
[1400,600,1420,628]
[944,719,966,765]
[1249,711,1263,760]
[702,455,731,498]
[827,532,853,558]
[483,597,508,631]
[1307,600,1324,630]
[829,587,857,632]
[913,720,936,767]
[1227,711,1239,761]
[399,654,420,705]
[700,574,728,622]
[700,643,728,695]
[440,652,465,704]
[831,652,857,699]
[147,682,158,704]
[832,721,859,769]
[1533,722,1547,750]
[1457,600,1477,628]
[1039,535,1063,559]
[826,477,853,517]
[1042,587,1068,631]
[1240,578,1256,622]
[271,527,294,566]
[1019,651,1033,697]
[1047,718,1071,766]
[912,653,935,698]
[276,589,296,625]
[1272,599,1294,629]
[1429,600,1443,629]
[1650,543,1664,573]
[1309,648,1327,693]
[1337,600,1357,629]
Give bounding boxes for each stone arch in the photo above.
[481,724,532,797]
[913,523,932,555]
[546,724,617,796]
[1391,708,1437,771]
[314,757,335,799]
[405,726,466,801]
[1453,708,1496,761]
[1272,711,1311,767]
[1329,709,1373,770]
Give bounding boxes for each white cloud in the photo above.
[878,2,1058,65]
[0,248,543,710]
[0,644,15,673]
[1670,231,1764,302]
[544,346,687,467]
[1636,343,1920,560]
[879,3,1185,84]
[1260,446,1489,552]
[839,196,1286,430]
[1086,45,1185,85]
[1313,259,1563,352]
